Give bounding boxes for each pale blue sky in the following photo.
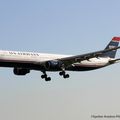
[0,0,120,120]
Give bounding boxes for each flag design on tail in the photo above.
[102,37,120,58]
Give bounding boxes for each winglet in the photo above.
[112,37,120,42]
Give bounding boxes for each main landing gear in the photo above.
[41,70,70,81]
[41,71,51,81]
[59,71,69,78]
[59,67,70,79]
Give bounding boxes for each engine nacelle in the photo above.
[45,61,63,71]
[13,68,30,75]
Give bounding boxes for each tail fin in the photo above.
[102,37,120,58]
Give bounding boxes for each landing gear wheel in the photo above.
[41,74,47,79]
[59,71,65,76]
[65,74,69,78]
[63,74,69,78]
[45,77,51,81]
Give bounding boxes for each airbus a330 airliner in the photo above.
[0,37,120,81]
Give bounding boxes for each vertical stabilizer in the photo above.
[102,37,120,58]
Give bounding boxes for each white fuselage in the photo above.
[0,50,69,62]
[0,50,112,71]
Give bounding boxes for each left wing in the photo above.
[57,46,120,67]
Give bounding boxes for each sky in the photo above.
[0,0,120,120]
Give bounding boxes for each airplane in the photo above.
[0,36,120,81]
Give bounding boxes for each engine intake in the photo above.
[45,61,63,71]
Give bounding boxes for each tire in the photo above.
[45,77,51,81]
[41,74,47,79]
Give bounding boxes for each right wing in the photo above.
[57,46,120,67]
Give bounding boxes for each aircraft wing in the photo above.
[57,46,120,67]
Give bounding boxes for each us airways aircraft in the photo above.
[0,37,120,81]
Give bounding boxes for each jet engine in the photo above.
[45,61,63,71]
[13,68,30,75]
